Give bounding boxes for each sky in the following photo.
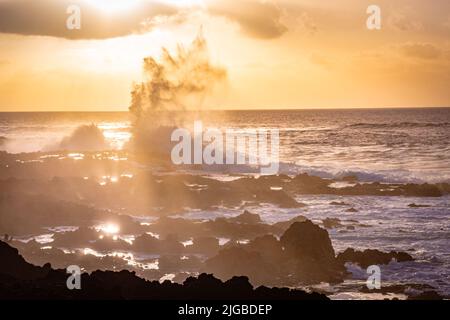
[0,0,449,111]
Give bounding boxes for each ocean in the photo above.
[0,107,449,299]
[1,108,449,183]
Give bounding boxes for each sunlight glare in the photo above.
[99,223,120,234]
[87,0,141,13]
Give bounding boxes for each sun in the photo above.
[86,0,141,14]
[86,0,205,14]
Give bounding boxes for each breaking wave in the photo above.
[344,122,450,129]
[51,124,110,151]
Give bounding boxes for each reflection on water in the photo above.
[160,273,176,283]
[96,223,120,235]
[68,153,84,160]
[81,247,159,270]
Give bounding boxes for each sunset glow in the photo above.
[0,0,448,111]
[86,0,141,13]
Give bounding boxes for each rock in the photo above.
[281,221,335,263]
[322,218,342,229]
[132,233,162,253]
[91,236,131,251]
[345,207,359,212]
[337,248,414,268]
[271,215,308,234]
[130,232,184,254]
[52,226,98,247]
[205,247,278,286]
[407,291,444,300]
[280,221,345,283]
[408,203,431,208]
[188,237,220,256]
[341,175,358,182]
[247,235,283,261]
[330,201,349,206]
[403,184,442,197]
[159,255,202,273]
[0,241,49,280]
[228,210,262,224]
[0,240,328,300]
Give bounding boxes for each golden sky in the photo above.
[0,0,449,111]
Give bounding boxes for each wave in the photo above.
[46,124,110,152]
[344,122,450,129]
[185,161,450,184]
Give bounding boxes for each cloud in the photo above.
[295,12,318,35]
[207,0,287,39]
[0,0,178,39]
[387,11,423,32]
[0,0,289,40]
[399,43,442,60]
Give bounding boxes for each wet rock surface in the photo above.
[337,248,414,268]
[205,220,346,286]
[0,241,328,300]
[0,151,446,299]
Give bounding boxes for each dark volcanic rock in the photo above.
[0,193,98,235]
[407,291,445,300]
[228,210,262,224]
[337,248,414,268]
[280,221,345,284]
[187,237,220,256]
[271,215,308,234]
[0,241,327,300]
[330,201,349,206]
[205,247,278,286]
[341,175,358,182]
[132,233,184,254]
[408,203,431,208]
[247,235,283,261]
[205,220,346,286]
[280,221,336,263]
[322,218,342,229]
[359,282,445,300]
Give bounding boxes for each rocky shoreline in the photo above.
[0,240,328,300]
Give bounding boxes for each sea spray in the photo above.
[128,32,227,157]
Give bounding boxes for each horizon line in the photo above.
[0,106,449,113]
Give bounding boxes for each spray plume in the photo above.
[128,31,227,155]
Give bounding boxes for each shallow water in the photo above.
[180,194,450,297]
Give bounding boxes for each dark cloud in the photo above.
[207,0,287,39]
[0,0,289,40]
[0,0,177,39]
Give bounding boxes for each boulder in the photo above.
[280,221,345,283]
[0,240,328,300]
[228,210,262,224]
[205,247,278,286]
[337,248,414,268]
